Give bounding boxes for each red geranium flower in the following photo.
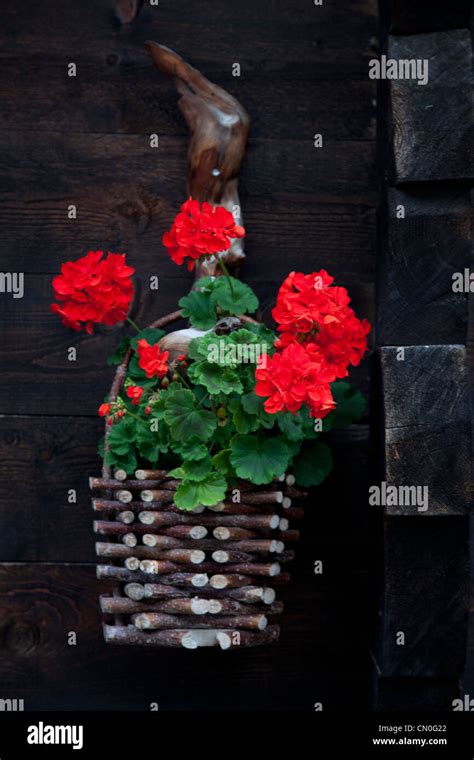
[51,251,134,334]
[126,385,144,405]
[137,339,169,379]
[163,198,245,271]
[273,270,370,380]
[255,342,336,419]
[98,403,111,417]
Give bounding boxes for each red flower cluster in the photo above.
[256,271,370,418]
[273,271,370,380]
[163,198,245,271]
[126,385,144,405]
[51,251,134,334]
[255,342,336,419]
[137,339,169,379]
[98,403,111,417]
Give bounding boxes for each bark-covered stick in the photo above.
[126,582,188,600]
[212,527,258,540]
[117,489,133,504]
[236,491,283,505]
[132,611,268,631]
[95,542,204,564]
[124,557,140,571]
[206,502,280,516]
[139,512,280,529]
[117,511,135,525]
[122,533,137,548]
[140,489,175,502]
[93,499,197,515]
[100,596,210,615]
[90,477,170,491]
[157,525,208,540]
[135,469,169,480]
[206,599,284,616]
[123,583,145,600]
[103,623,280,648]
[144,571,211,588]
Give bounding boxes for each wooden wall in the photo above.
[14,0,474,711]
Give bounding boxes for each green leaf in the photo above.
[188,361,243,396]
[241,321,276,351]
[170,437,209,461]
[182,455,213,482]
[135,420,169,464]
[211,418,236,446]
[277,411,306,442]
[107,337,131,366]
[130,327,165,352]
[230,435,289,485]
[149,396,166,421]
[164,389,216,442]
[174,472,227,511]
[241,392,275,428]
[167,466,185,479]
[105,448,137,476]
[228,397,260,434]
[324,382,366,431]
[107,419,136,456]
[210,277,259,315]
[212,449,234,476]
[179,291,216,330]
[293,441,333,487]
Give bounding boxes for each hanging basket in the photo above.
[90,311,306,649]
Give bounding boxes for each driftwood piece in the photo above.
[146,41,250,278]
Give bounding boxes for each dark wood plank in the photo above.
[0,562,368,710]
[378,345,471,516]
[0,132,375,199]
[0,416,369,562]
[0,60,376,141]
[1,0,377,78]
[389,31,473,183]
[375,516,469,677]
[389,0,471,33]
[378,188,471,345]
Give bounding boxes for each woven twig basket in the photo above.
[91,311,306,649]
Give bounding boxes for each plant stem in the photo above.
[175,372,192,390]
[126,316,141,333]
[125,410,145,423]
[217,255,235,297]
